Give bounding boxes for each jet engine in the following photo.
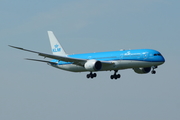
[84,60,102,71]
[133,67,151,74]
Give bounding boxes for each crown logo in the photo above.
[54,44,59,48]
[52,44,61,52]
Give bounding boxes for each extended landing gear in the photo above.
[87,72,97,79]
[110,70,121,80]
[151,66,157,74]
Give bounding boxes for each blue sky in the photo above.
[1,0,180,120]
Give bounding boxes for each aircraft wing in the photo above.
[9,45,114,66]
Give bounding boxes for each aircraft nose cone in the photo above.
[160,56,165,64]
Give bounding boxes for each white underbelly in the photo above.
[49,60,162,72]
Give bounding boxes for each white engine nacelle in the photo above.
[84,60,102,71]
[133,67,151,74]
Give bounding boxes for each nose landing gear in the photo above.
[151,66,157,74]
[110,70,121,80]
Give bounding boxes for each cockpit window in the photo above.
[154,53,162,56]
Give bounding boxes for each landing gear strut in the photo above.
[87,72,97,79]
[110,70,121,80]
[151,66,157,74]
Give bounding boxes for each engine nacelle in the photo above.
[133,67,151,74]
[84,60,102,71]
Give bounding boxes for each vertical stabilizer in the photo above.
[47,31,67,56]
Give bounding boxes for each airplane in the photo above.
[9,31,165,79]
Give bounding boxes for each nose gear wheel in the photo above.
[151,66,157,74]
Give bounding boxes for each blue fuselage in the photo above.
[50,49,165,72]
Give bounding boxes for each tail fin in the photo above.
[47,31,67,56]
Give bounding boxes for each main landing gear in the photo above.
[110,70,121,80]
[151,66,157,74]
[87,72,97,79]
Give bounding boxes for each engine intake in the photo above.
[133,67,151,74]
[84,60,102,71]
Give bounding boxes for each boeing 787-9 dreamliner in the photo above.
[9,31,165,79]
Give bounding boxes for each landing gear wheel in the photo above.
[110,70,121,80]
[117,74,121,78]
[151,66,157,74]
[93,73,97,77]
[87,74,90,78]
[86,72,97,79]
[110,75,114,79]
[151,70,156,74]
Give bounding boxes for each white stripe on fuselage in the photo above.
[48,60,163,72]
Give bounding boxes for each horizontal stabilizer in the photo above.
[25,58,57,64]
